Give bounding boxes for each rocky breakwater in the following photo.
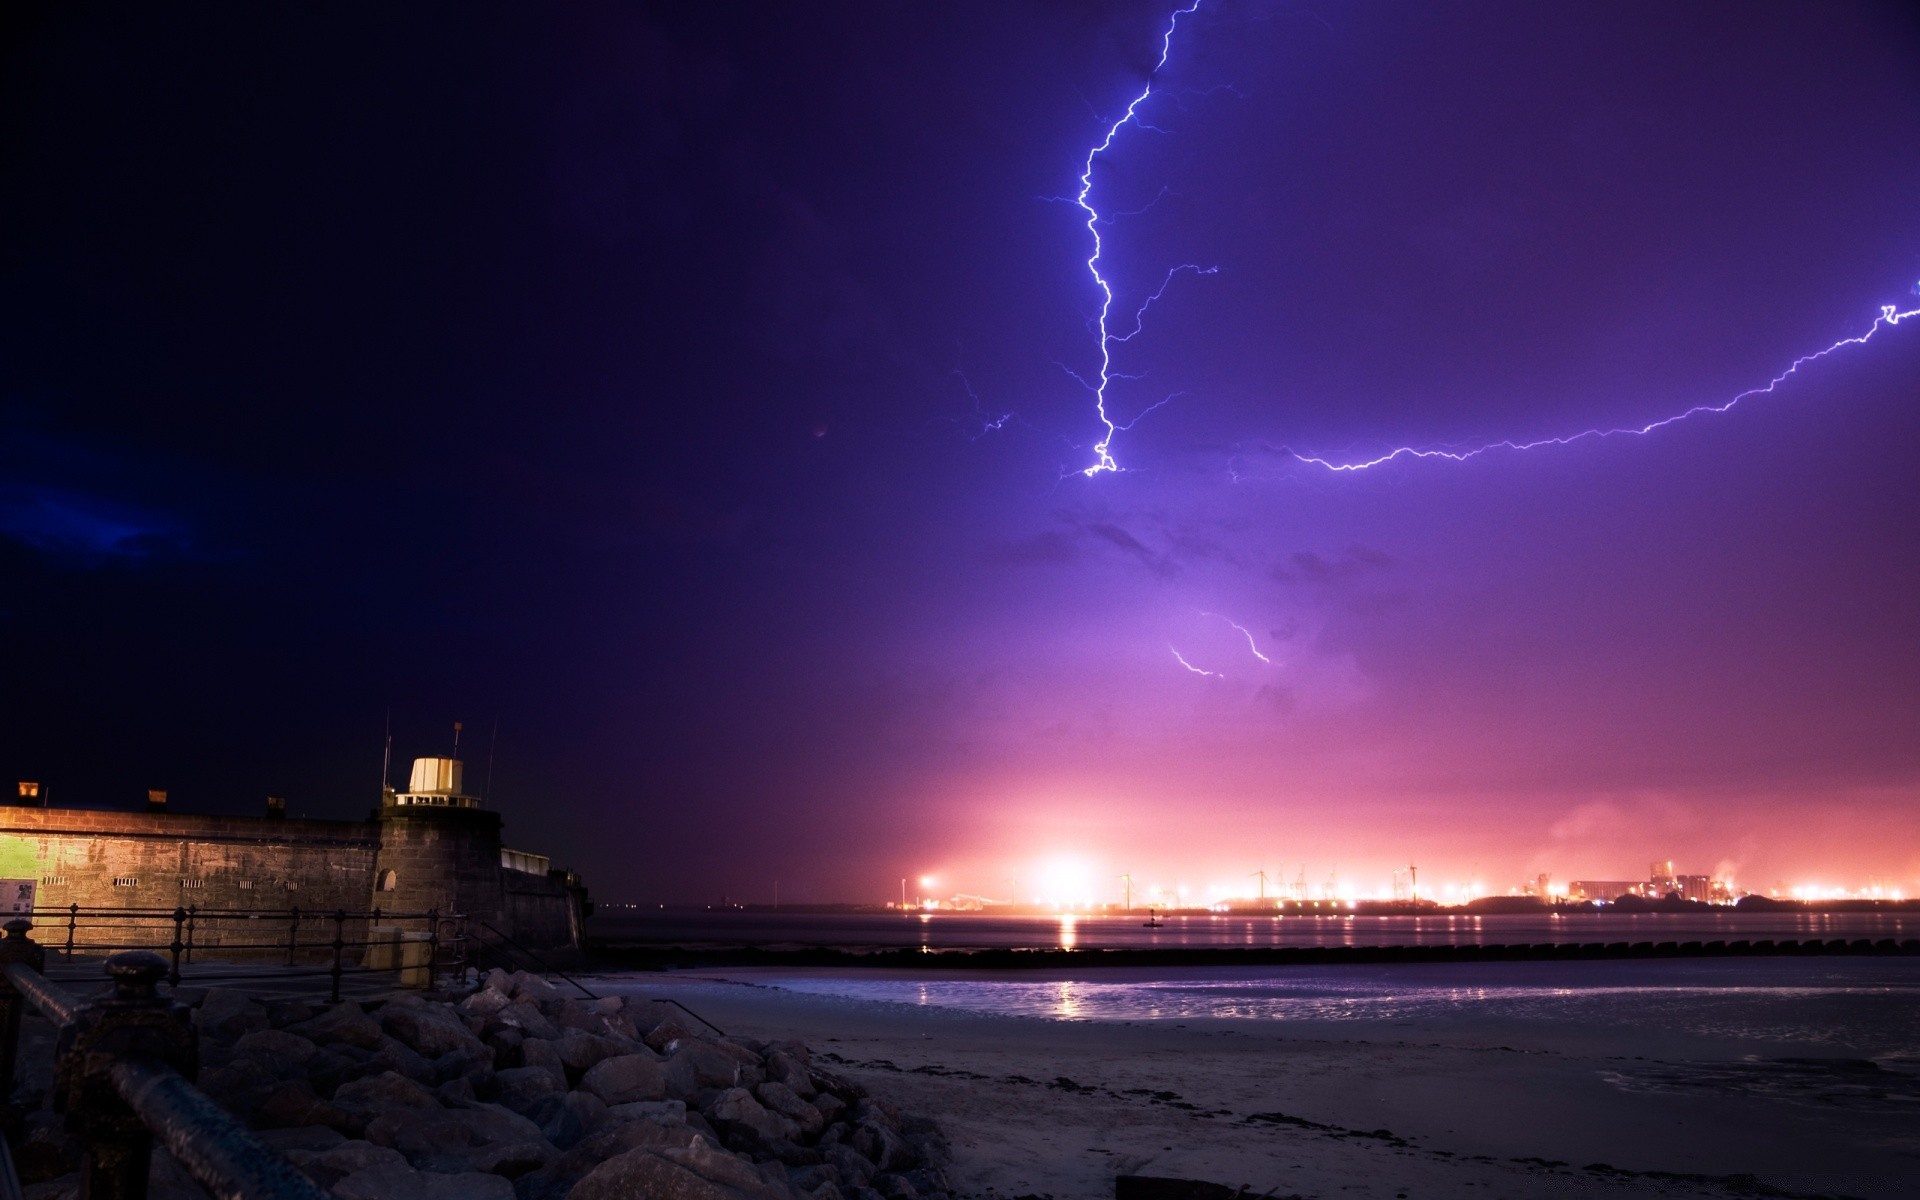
[16,969,952,1200]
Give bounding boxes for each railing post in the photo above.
[55,951,197,1200]
[285,906,300,967]
[0,918,47,1096]
[184,904,197,966]
[329,910,346,1004]
[168,907,187,987]
[66,903,79,961]
[425,907,439,990]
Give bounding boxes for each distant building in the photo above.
[1649,859,1677,894]
[1677,874,1713,903]
[1567,880,1645,902]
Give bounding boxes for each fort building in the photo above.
[0,756,588,953]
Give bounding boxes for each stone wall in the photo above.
[0,804,586,953]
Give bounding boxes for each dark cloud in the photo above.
[1274,544,1395,585]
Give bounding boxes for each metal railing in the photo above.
[0,919,326,1200]
[35,905,468,1004]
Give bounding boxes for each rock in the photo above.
[509,1118,704,1200]
[642,1015,699,1052]
[300,1139,407,1189]
[195,1058,280,1118]
[663,1137,791,1198]
[607,1099,687,1125]
[766,1050,815,1097]
[194,989,269,1042]
[851,1123,916,1173]
[436,1076,478,1106]
[255,1080,351,1131]
[365,1108,473,1165]
[665,1042,743,1094]
[526,1089,608,1150]
[331,1162,514,1200]
[582,1053,670,1105]
[788,1164,842,1192]
[367,1035,436,1083]
[566,1149,747,1200]
[333,1069,441,1113]
[380,995,486,1058]
[813,1093,848,1125]
[872,1173,917,1200]
[252,1125,347,1157]
[706,1088,794,1143]
[434,1041,496,1087]
[458,987,511,1018]
[755,1081,825,1136]
[899,1167,950,1195]
[488,1000,559,1041]
[265,999,316,1029]
[508,971,565,1007]
[520,1036,568,1087]
[555,1028,635,1076]
[824,1145,874,1190]
[229,1029,320,1079]
[486,1027,525,1069]
[289,1001,386,1051]
[852,1099,901,1133]
[491,1065,567,1114]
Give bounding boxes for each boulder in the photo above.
[642,1016,700,1053]
[288,1001,386,1051]
[458,987,511,1018]
[706,1088,794,1143]
[432,1041,495,1087]
[299,1140,407,1189]
[380,996,486,1058]
[755,1081,825,1136]
[824,1145,875,1189]
[526,1089,609,1150]
[228,1029,319,1080]
[851,1122,916,1173]
[508,971,565,1007]
[766,1050,815,1097]
[555,1028,636,1076]
[566,1149,749,1200]
[254,1080,352,1131]
[331,1162,515,1200]
[607,1099,687,1125]
[195,989,269,1042]
[490,1066,567,1114]
[251,1125,347,1158]
[366,1036,435,1083]
[665,1042,744,1094]
[333,1070,441,1113]
[520,1037,568,1087]
[488,1000,559,1040]
[582,1053,670,1105]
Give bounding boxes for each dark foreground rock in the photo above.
[12,967,950,1200]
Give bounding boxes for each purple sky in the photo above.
[4,2,1918,904]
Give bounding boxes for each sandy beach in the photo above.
[589,964,1919,1200]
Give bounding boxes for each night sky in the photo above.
[5,2,1918,905]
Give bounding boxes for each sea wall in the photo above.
[0,804,586,952]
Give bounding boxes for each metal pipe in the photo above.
[107,1056,328,1200]
[2,962,79,1026]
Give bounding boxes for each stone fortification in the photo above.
[0,779,586,952]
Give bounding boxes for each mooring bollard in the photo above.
[328,910,347,1004]
[65,904,78,962]
[168,907,188,987]
[0,918,47,1096]
[55,950,197,1200]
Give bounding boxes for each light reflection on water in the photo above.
[750,960,1920,1057]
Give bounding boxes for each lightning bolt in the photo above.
[1201,611,1271,663]
[1075,0,1212,478]
[1063,7,1915,481]
[1170,646,1219,677]
[1289,304,1920,472]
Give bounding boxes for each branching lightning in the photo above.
[1075,0,1212,477]
[1170,646,1219,677]
[1201,611,1271,663]
[1066,4,1916,481]
[1289,304,1920,472]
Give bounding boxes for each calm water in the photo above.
[591,908,1916,952]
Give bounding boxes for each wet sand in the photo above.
[590,966,1919,1200]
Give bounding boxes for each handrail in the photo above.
[2,962,78,1026]
[470,922,726,1036]
[108,1057,327,1200]
[474,921,599,999]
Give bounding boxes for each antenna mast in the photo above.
[381,709,393,796]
